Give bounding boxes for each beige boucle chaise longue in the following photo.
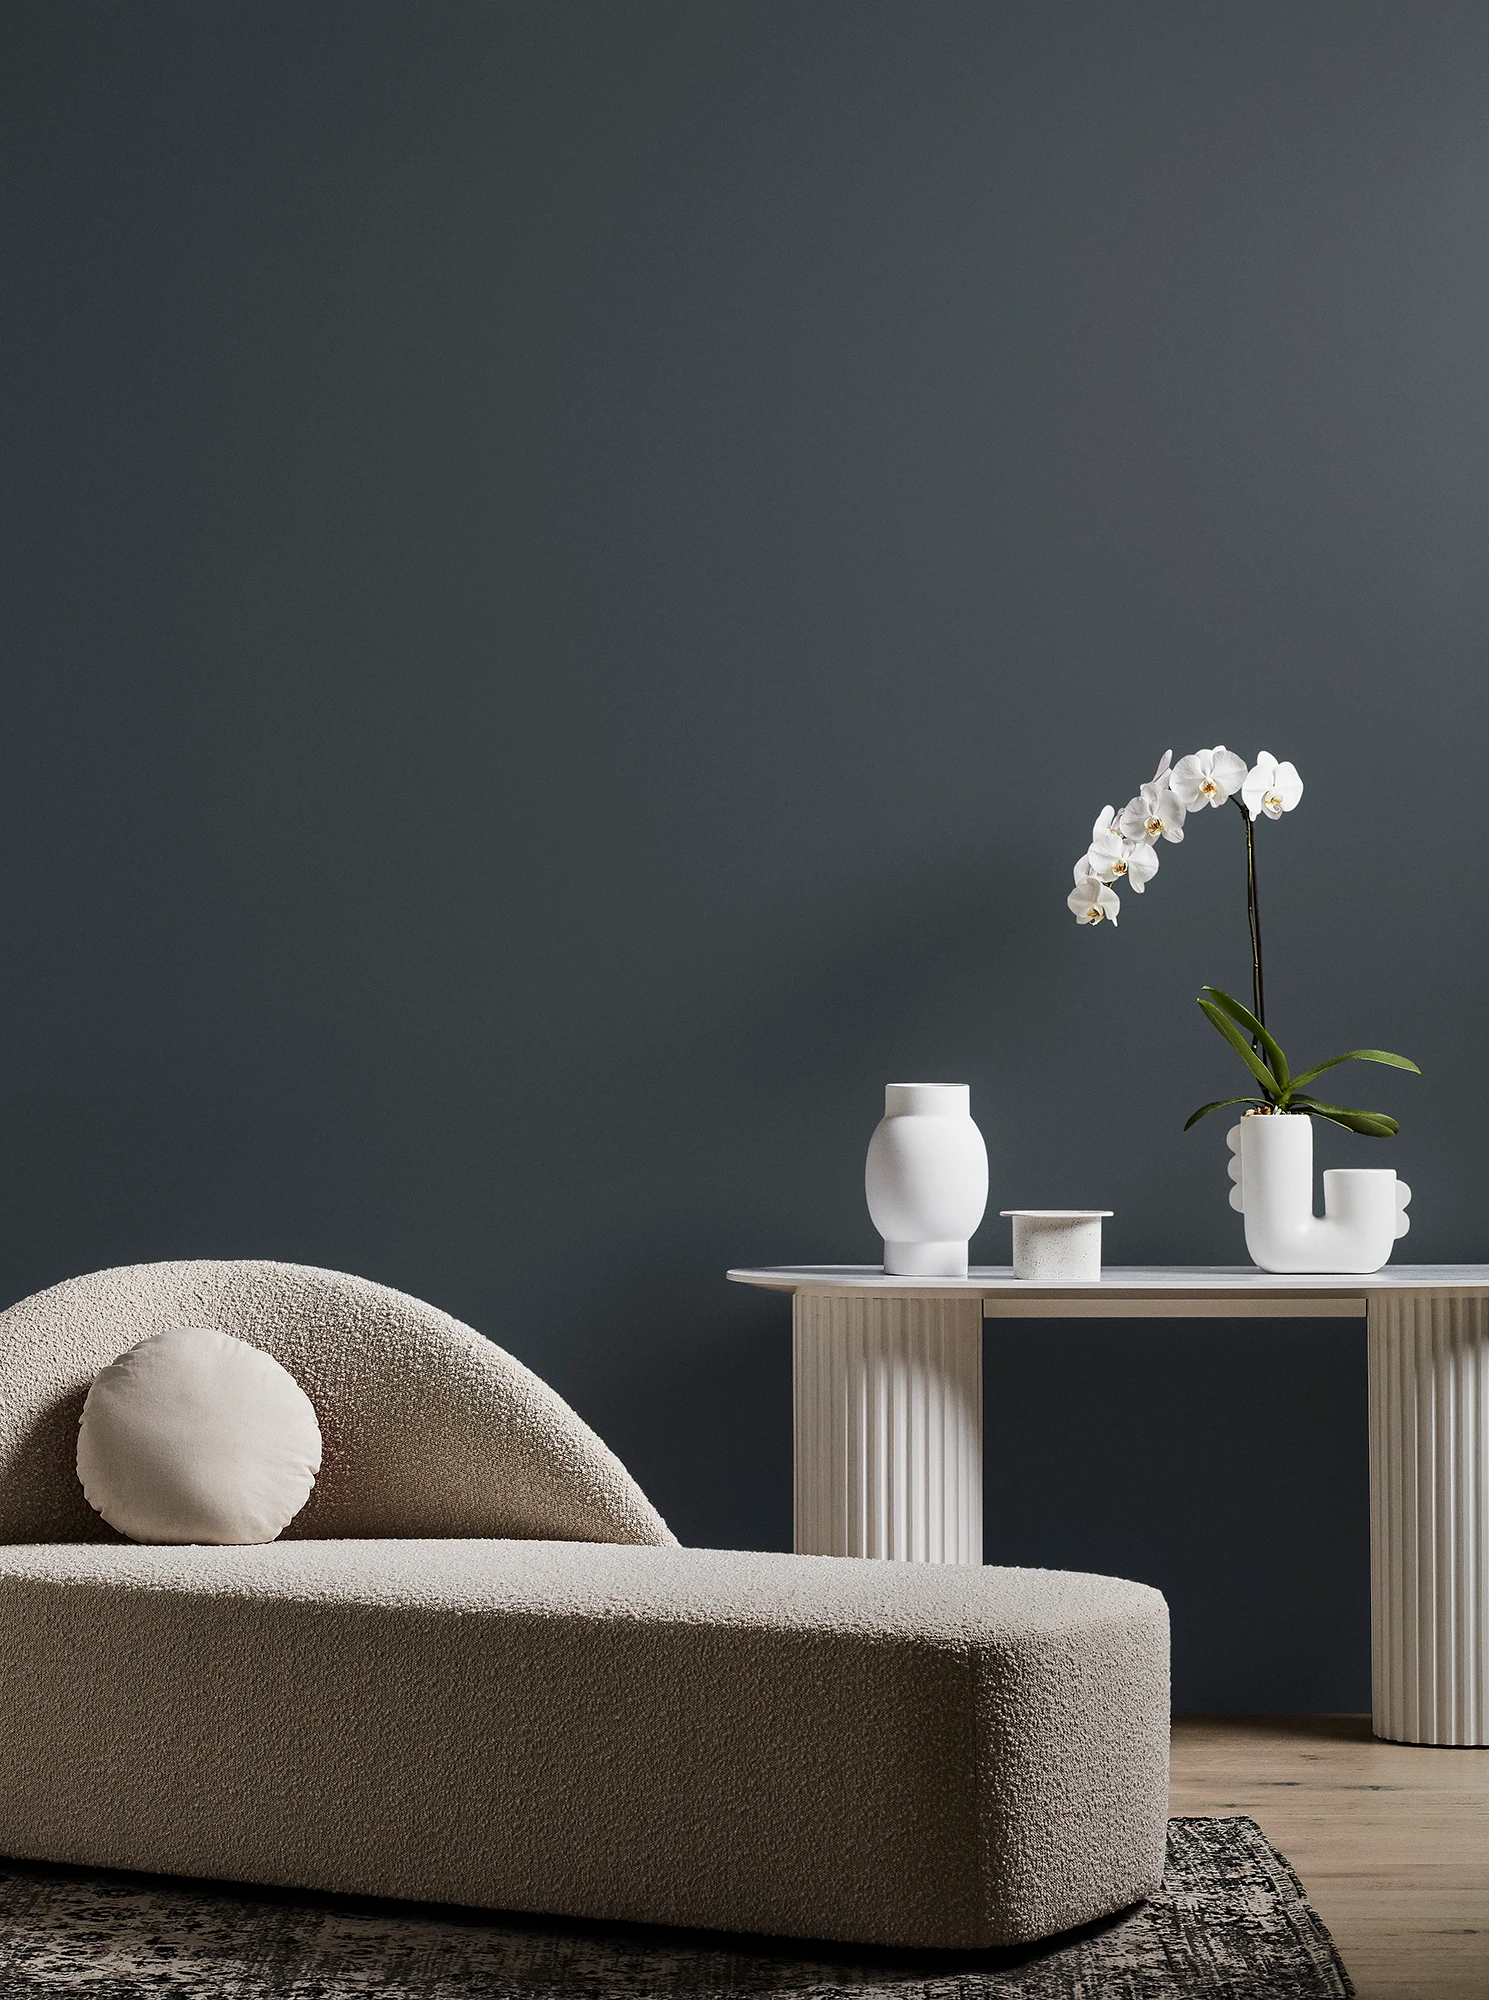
[0,1259,1169,1950]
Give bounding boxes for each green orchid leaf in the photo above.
[1287,1049,1422,1092]
[1291,1095,1399,1137]
[1197,997,1283,1098]
[1310,1111,1399,1137]
[1201,987,1291,1090]
[1183,1096,1266,1133]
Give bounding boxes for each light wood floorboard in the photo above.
[1170,1715,1489,1999]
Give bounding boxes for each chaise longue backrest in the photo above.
[0,1260,674,1547]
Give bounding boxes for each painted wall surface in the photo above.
[4,1,1485,1708]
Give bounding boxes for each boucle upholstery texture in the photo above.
[0,1261,671,1547]
[0,1539,1170,1950]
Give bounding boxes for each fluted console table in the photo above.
[727,1263,1489,1747]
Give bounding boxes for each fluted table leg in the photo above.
[792,1292,982,1564]
[1369,1291,1489,1744]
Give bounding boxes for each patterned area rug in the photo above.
[0,1817,1352,1997]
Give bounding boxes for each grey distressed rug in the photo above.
[0,1818,1351,1998]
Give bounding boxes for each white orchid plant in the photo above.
[1069,747,1419,1136]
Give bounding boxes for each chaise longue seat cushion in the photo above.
[0,1536,1167,1951]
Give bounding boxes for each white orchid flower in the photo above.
[1124,840,1158,892]
[1086,809,1158,892]
[1066,742,1305,941]
[1068,862,1119,925]
[1242,751,1303,821]
[1084,806,1128,884]
[1119,782,1186,845]
[1170,746,1248,811]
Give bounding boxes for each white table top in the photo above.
[728,1264,1489,1294]
[727,1265,1489,1316]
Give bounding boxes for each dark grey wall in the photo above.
[5,0,1485,1709]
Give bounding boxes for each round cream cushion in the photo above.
[77,1327,322,1544]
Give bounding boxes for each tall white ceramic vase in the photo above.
[865,1083,989,1278]
[1227,1111,1410,1274]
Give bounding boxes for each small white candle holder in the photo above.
[1001,1210,1113,1283]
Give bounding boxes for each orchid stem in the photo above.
[1234,795,1265,1039]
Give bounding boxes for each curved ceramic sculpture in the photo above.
[1227,1114,1410,1274]
[865,1083,989,1278]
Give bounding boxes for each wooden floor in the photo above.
[1171,1716,1489,1999]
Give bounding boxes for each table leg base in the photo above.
[1370,1292,1489,1744]
[792,1291,982,1563]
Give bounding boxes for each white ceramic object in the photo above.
[1001,1210,1112,1283]
[1227,1113,1410,1274]
[864,1083,989,1279]
[793,1291,982,1563]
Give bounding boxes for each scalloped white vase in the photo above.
[865,1083,989,1278]
[1227,1112,1410,1274]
